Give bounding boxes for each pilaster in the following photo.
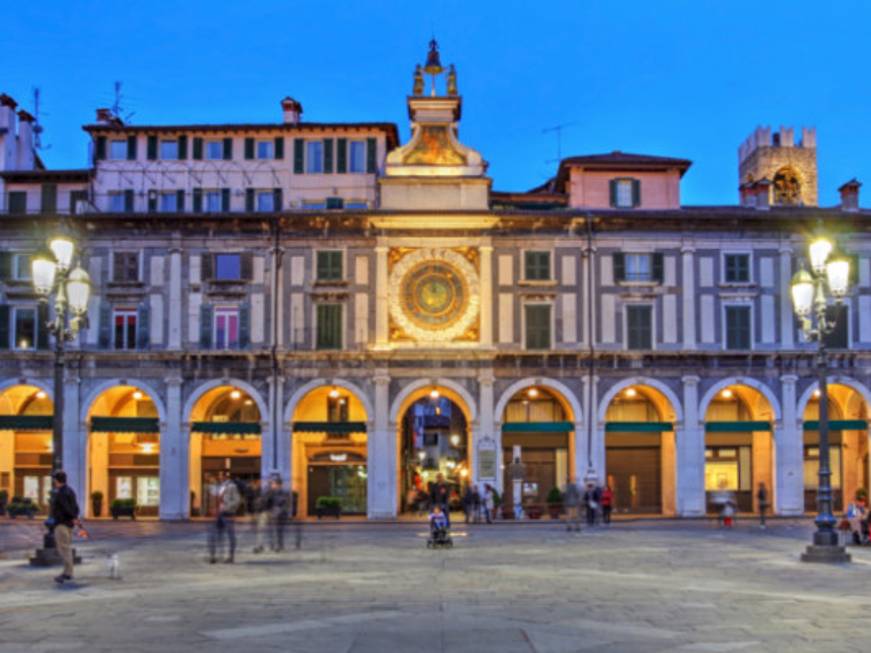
[168,246,182,350]
[676,375,705,516]
[776,374,803,515]
[681,246,696,349]
[368,370,395,518]
[160,376,184,519]
[479,245,493,347]
[374,245,389,349]
[779,246,795,349]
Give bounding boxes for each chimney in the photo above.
[739,182,754,207]
[0,93,17,132]
[280,97,303,125]
[95,108,113,124]
[16,110,35,170]
[754,178,771,210]
[838,178,861,212]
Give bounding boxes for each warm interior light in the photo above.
[49,235,75,271]
[809,237,833,273]
[790,269,814,317]
[417,451,426,461]
[65,266,91,315]
[721,389,733,399]
[625,388,637,398]
[35,391,47,400]
[132,390,143,401]
[31,253,57,296]
[825,256,850,298]
[449,434,461,447]
[527,388,539,399]
[142,443,154,454]
[328,388,340,399]
[230,389,242,400]
[460,469,469,478]
[429,389,440,399]
[813,389,821,398]
[243,398,253,406]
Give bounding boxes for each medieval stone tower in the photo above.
[738,126,818,207]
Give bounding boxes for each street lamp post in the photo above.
[791,234,851,564]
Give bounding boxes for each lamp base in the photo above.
[800,544,851,564]
[29,546,82,567]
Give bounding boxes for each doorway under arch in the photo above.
[0,384,54,510]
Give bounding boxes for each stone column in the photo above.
[62,372,83,505]
[367,370,395,518]
[681,246,696,349]
[160,376,184,519]
[573,420,586,484]
[676,375,705,516]
[581,375,601,480]
[776,374,803,515]
[779,246,795,349]
[374,244,389,350]
[168,247,182,350]
[475,371,495,488]
[479,245,493,347]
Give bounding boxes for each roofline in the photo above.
[555,155,693,191]
[0,168,92,182]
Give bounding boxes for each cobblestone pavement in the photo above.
[0,518,868,652]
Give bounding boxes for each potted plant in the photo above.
[110,498,137,520]
[546,487,563,519]
[315,496,342,519]
[91,491,104,517]
[8,496,38,519]
[856,487,868,503]
[0,489,8,516]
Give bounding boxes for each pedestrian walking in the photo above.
[600,484,614,525]
[49,470,81,584]
[482,483,495,524]
[269,476,291,552]
[208,470,240,564]
[563,478,581,532]
[251,479,269,554]
[583,482,601,526]
[470,485,482,524]
[430,473,450,527]
[462,484,474,524]
[756,482,768,529]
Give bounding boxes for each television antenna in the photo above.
[111,81,135,123]
[542,121,578,163]
[32,87,49,151]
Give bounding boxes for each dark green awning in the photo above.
[292,421,367,434]
[606,421,673,433]
[804,420,868,431]
[90,417,160,433]
[705,421,771,433]
[0,415,53,430]
[502,421,573,433]
[191,421,261,435]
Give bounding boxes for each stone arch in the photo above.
[284,378,373,425]
[183,378,269,427]
[494,377,582,425]
[389,378,477,425]
[598,377,683,425]
[796,376,871,424]
[82,378,167,427]
[0,378,54,403]
[698,377,781,425]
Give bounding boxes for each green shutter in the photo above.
[192,137,203,160]
[323,138,334,173]
[631,178,641,207]
[137,303,150,349]
[40,184,57,214]
[273,188,283,211]
[147,135,157,160]
[316,304,342,349]
[293,138,304,173]
[627,305,652,350]
[201,253,213,281]
[366,137,377,173]
[652,253,664,284]
[222,137,233,160]
[238,304,250,349]
[274,137,284,159]
[200,304,212,349]
[525,304,551,349]
[221,188,231,212]
[124,189,134,212]
[0,252,11,280]
[127,135,137,160]
[0,305,8,349]
[317,251,343,281]
[244,137,255,160]
[245,189,255,212]
[336,138,347,173]
[178,135,188,159]
[192,188,202,213]
[613,253,625,282]
[95,136,106,161]
[609,179,617,207]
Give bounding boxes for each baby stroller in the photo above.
[427,511,453,549]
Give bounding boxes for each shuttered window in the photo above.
[609,178,641,208]
[40,184,57,214]
[316,251,343,281]
[724,306,751,350]
[626,305,653,350]
[316,304,343,350]
[724,254,750,283]
[307,141,324,173]
[113,308,138,350]
[525,304,551,350]
[524,251,551,281]
[12,307,36,350]
[8,192,27,214]
[113,252,139,282]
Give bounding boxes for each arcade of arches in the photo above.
[0,385,54,508]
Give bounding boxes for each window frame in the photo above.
[213,306,240,349]
[255,191,275,212]
[615,178,634,208]
[205,141,223,160]
[108,139,127,160]
[722,252,752,284]
[316,250,344,283]
[523,302,553,351]
[112,307,138,350]
[523,250,552,282]
[256,140,274,160]
[722,303,754,351]
[306,141,324,173]
[214,253,242,281]
[349,140,366,173]
[112,251,141,283]
[12,306,37,351]
[624,303,655,351]
[159,139,179,160]
[13,253,32,281]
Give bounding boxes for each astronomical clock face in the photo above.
[388,248,480,343]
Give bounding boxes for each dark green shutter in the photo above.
[317,251,343,281]
[69,190,87,213]
[36,304,49,349]
[40,184,57,214]
[293,138,304,173]
[95,136,106,161]
[178,135,188,159]
[652,253,664,284]
[238,304,250,349]
[609,180,617,207]
[336,138,347,173]
[201,253,213,281]
[147,193,157,212]
[245,189,255,212]
[613,253,626,282]
[176,190,185,212]
[323,138,334,173]
[137,303,150,349]
[98,302,112,349]
[316,304,342,349]
[274,137,284,159]
[221,188,231,212]
[273,188,283,211]
[631,179,641,207]
[124,189,134,212]
[525,305,551,349]
[126,135,137,160]
[240,253,253,280]
[366,137,377,173]
[0,253,11,280]
[222,138,233,160]
[199,305,212,349]
[192,137,203,160]
[0,305,8,349]
[147,135,157,160]
[192,188,203,213]
[627,305,652,349]
[244,137,255,160]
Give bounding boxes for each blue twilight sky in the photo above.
[2,1,869,206]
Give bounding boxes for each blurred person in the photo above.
[430,473,450,527]
[269,476,291,552]
[251,479,269,554]
[563,477,581,532]
[50,470,81,584]
[208,470,240,564]
[756,482,769,529]
[600,484,614,525]
[583,482,601,526]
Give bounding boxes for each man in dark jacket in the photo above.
[49,470,80,584]
[430,474,451,527]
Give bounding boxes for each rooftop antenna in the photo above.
[111,81,135,123]
[542,121,578,163]
[32,87,49,151]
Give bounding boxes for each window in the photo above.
[614,253,663,284]
[256,141,274,159]
[113,308,138,350]
[524,251,551,281]
[317,251,343,282]
[625,254,651,282]
[306,141,324,173]
[302,200,327,210]
[724,254,750,283]
[525,304,551,349]
[327,394,349,422]
[113,252,139,282]
[316,304,343,349]
[725,305,751,350]
[349,141,366,173]
[823,305,849,349]
[13,254,32,280]
[108,192,125,212]
[8,191,27,214]
[109,140,127,160]
[326,197,344,210]
[136,477,160,507]
[345,200,368,210]
[214,307,240,349]
[158,192,178,212]
[13,307,36,350]
[206,141,223,160]
[626,305,653,350]
[214,254,241,281]
[159,140,178,160]
[205,190,222,212]
[615,179,633,207]
[256,191,274,212]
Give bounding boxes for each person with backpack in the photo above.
[209,470,240,564]
[49,470,81,584]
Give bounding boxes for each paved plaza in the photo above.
[0,518,868,652]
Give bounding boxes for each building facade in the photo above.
[1,44,870,520]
